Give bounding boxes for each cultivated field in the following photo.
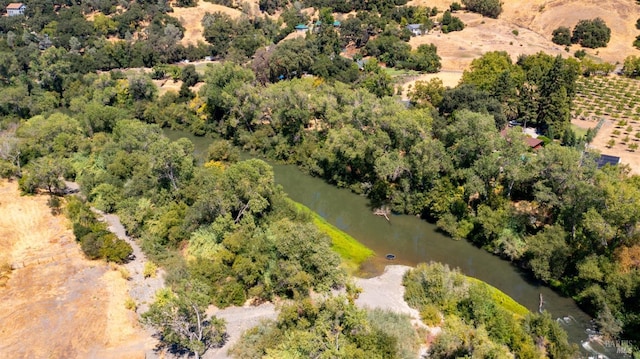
[572,75,640,175]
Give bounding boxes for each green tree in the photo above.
[142,284,227,359]
[408,78,445,108]
[202,12,235,57]
[461,0,503,18]
[571,18,611,48]
[361,59,394,98]
[622,55,640,78]
[402,44,441,72]
[551,26,572,46]
[525,225,570,282]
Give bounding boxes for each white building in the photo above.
[6,3,26,16]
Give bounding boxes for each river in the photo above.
[164,128,621,357]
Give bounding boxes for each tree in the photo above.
[441,10,464,33]
[143,284,227,359]
[181,64,199,87]
[402,44,441,72]
[551,26,572,46]
[360,59,394,98]
[461,0,502,18]
[408,78,445,108]
[202,12,235,57]
[571,18,611,49]
[623,55,640,78]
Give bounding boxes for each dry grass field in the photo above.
[170,0,246,46]
[409,0,640,70]
[0,181,153,358]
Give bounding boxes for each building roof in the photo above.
[597,154,621,168]
[524,137,543,149]
[6,2,25,9]
[406,24,422,30]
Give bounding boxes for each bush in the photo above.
[574,49,586,59]
[441,11,465,33]
[100,233,132,263]
[125,297,137,311]
[420,304,442,325]
[552,26,572,46]
[80,232,104,260]
[144,261,158,278]
[571,18,611,48]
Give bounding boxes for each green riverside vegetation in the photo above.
[0,0,639,355]
[291,200,374,274]
[403,263,576,358]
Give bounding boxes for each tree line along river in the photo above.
[164,128,622,358]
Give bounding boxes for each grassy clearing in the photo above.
[466,276,529,317]
[383,67,420,78]
[570,124,588,138]
[292,201,374,274]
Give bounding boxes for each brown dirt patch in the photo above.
[400,70,463,101]
[407,0,640,71]
[169,0,245,46]
[0,181,152,358]
[410,12,566,71]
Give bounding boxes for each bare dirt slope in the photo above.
[170,0,245,46]
[0,181,152,358]
[409,0,640,70]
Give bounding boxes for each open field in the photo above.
[0,181,153,358]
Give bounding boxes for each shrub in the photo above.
[144,261,158,278]
[119,266,131,280]
[512,29,519,36]
[125,297,137,311]
[552,26,572,46]
[100,234,133,263]
[571,18,611,48]
[420,304,442,326]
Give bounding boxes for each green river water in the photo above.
[164,128,625,358]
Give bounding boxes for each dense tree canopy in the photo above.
[571,18,611,49]
[0,0,638,353]
[462,0,502,18]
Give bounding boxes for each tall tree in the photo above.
[142,283,227,359]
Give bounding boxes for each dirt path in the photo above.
[0,180,152,358]
[98,211,166,315]
[203,302,278,359]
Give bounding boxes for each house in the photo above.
[406,24,423,36]
[294,24,309,33]
[597,154,621,169]
[524,137,543,150]
[6,3,26,16]
[500,128,544,150]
